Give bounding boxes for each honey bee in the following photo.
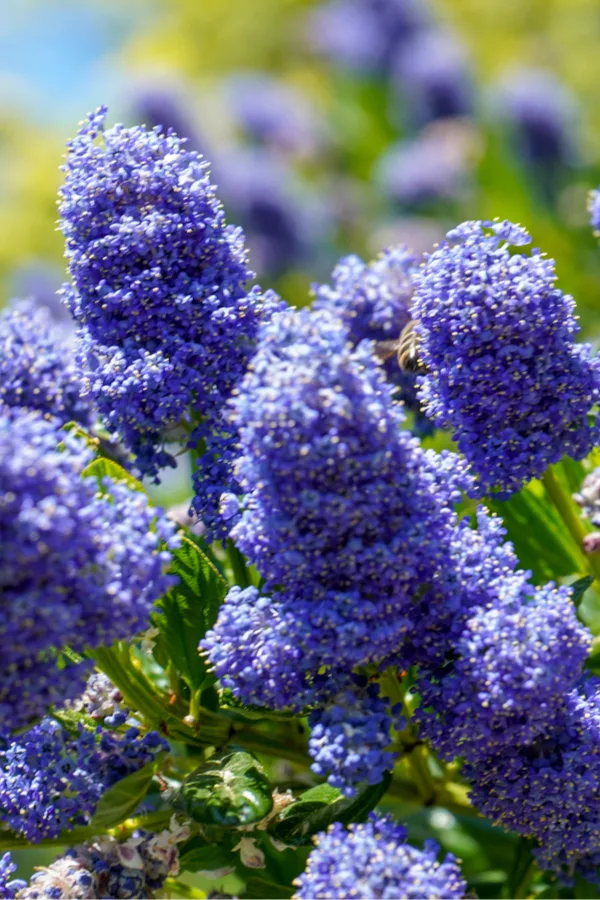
[374,320,424,374]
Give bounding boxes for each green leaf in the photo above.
[506,837,536,900]
[269,774,391,847]
[81,457,145,494]
[490,470,585,584]
[175,749,273,828]
[570,575,594,609]
[244,877,294,899]
[154,534,228,692]
[89,753,166,830]
[179,838,235,876]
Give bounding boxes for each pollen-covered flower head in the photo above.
[412,219,600,495]
[293,813,466,899]
[59,106,279,477]
[0,300,91,425]
[0,408,178,730]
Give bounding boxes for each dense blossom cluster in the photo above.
[202,306,477,791]
[59,106,281,488]
[0,300,91,425]
[312,247,432,432]
[226,307,462,669]
[412,502,597,880]
[16,818,189,899]
[412,219,600,495]
[0,408,178,731]
[0,718,167,841]
[465,680,600,883]
[293,814,466,899]
[418,576,589,761]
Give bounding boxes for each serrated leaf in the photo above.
[82,457,145,494]
[570,575,594,609]
[154,534,228,692]
[244,877,294,899]
[175,749,272,828]
[269,774,391,847]
[89,753,166,830]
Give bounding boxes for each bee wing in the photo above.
[372,339,400,362]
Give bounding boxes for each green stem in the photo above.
[189,688,201,721]
[542,467,600,581]
[227,538,251,588]
[379,670,439,806]
[511,857,536,900]
[93,644,232,748]
[0,810,174,851]
[163,880,207,899]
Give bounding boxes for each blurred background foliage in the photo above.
[4,0,600,328]
[6,0,600,896]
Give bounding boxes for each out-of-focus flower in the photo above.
[0,299,91,425]
[492,67,577,198]
[0,408,178,731]
[306,0,429,75]
[226,73,324,157]
[375,119,479,209]
[128,81,203,151]
[390,29,473,127]
[216,147,330,280]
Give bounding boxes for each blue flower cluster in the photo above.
[308,675,400,795]
[226,307,461,670]
[466,679,600,883]
[418,571,590,761]
[411,501,598,881]
[0,718,167,842]
[0,854,26,900]
[202,306,472,791]
[293,814,466,899]
[0,300,91,426]
[312,247,432,433]
[0,408,178,732]
[59,106,281,487]
[412,219,600,496]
